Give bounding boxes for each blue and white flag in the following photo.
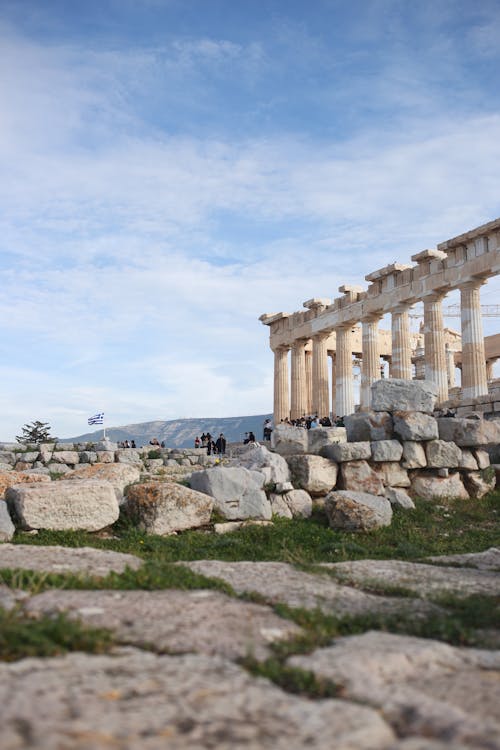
[88,412,104,426]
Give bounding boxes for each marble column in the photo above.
[360,316,381,409]
[312,332,330,418]
[391,305,412,380]
[460,280,488,399]
[273,346,290,424]
[336,326,355,417]
[305,348,313,414]
[445,344,456,388]
[423,293,448,403]
[290,340,307,420]
[330,353,336,418]
[486,358,498,381]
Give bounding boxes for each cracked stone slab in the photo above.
[0,544,142,577]
[24,589,302,660]
[289,631,500,749]
[425,548,500,572]
[181,561,434,617]
[319,559,500,597]
[0,648,396,750]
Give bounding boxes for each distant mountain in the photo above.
[64,414,273,448]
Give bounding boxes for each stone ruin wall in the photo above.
[260,217,500,423]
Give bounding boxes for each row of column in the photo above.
[272,279,488,423]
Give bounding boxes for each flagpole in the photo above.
[103,414,106,440]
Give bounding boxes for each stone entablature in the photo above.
[261,218,500,421]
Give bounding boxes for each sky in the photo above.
[1,0,499,441]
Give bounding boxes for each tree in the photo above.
[16,420,54,445]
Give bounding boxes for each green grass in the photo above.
[0,607,114,662]
[12,492,500,564]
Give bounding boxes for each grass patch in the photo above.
[240,656,340,698]
[13,492,500,565]
[0,607,114,662]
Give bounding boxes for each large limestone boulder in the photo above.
[124,481,213,534]
[286,455,338,496]
[425,440,462,468]
[410,472,469,501]
[344,411,393,441]
[402,441,427,469]
[322,441,371,462]
[67,463,141,503]
[50,451,79,465]
[190,466,272,520]
[236,443,290,485]
[115,449,142,464]
[307,427,346,455]
[458,449,479,470]
[0,500,15,541]
[270,489,313,519]
[384,487,416,509]
[0,469,50,499]
[371,379,438,414]
[270,424,308,455]
[462,469,496,499]
[6,480,119,531]
[372,462,410,488]
[0,544,142,576]
[339,460,385,495]
[437,417,500,447]
[325,490,393,531]
[393,412,439,441]
[370,440,403,462]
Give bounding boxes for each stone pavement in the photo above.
[0,546,498,750]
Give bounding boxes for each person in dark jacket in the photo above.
[215,433,226,455]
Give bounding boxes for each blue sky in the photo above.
[1,0,499,441]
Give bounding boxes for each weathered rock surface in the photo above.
[320,559,500,597]
[281,489,313,518]
[385,487,416,509]
[344,411,394,441]
[425,440,462,468]
[50,450,79,465]
[340,460,385,495]
[458,449,479,470]
[307,426,346,454]
[190,466,271,520]
[0,500,15,541]
[183,560,417,617]
[373,462,411,488]
[124,481,214,534]
[322,441,371,462]
[371,440,403,462]
[289,632,500,749]
[236,443,290,485]
[67,462,141,503]
[115,448,142,464]
[0,649,395,750]
[286,454,338,496]
[463,470,496,499]
[325,490,392,531]
[410,472,469,501]
[25,588,301,660]
[474,449,491,470]
[402,441,427,469]
[0,584,28,611]
[0,544,142,576]
[0,469,50,499]
[393,412,439,441]
[270,424,308,455]
[371,379,438,414]
[425,548,500,571]
[437,417,500,447]
[6,480,120,531]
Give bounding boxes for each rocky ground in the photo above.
[0,544,499,750]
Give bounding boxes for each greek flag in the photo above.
[88,412,104,426]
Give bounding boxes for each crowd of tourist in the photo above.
[195,432,227,455]
[279,414,345,428]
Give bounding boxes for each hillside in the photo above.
[64,414,273,448]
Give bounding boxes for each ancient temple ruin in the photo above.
[260,217,500,422]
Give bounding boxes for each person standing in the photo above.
[215,433,226,455]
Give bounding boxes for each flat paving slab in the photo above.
[0,648,396,750]
[181,560,434,617]
[319,559,500,597]
[24,589,302,660]
[425,547,500,572]
[0,544,142,577]
[290,632,500,750]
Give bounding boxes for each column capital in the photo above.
[391,302,412,315]
[361,313,382,324]
[312,330,331,342]
[458,277,487,291]
[271,344,291,354]
[422,290,446,304]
